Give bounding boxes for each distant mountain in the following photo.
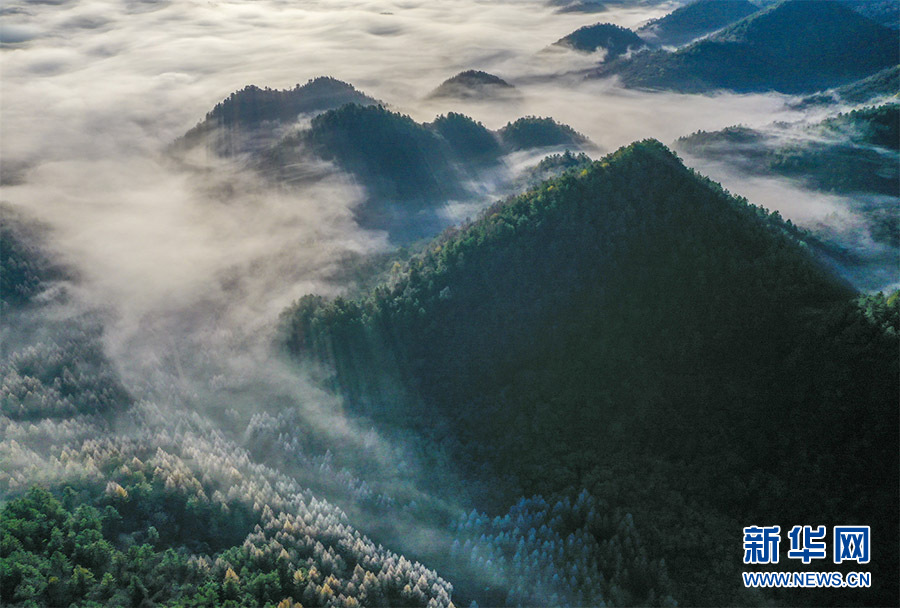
[835,0,900,28]
[263,105,592,240]
[794,65,900,108]
[675,104,900,262]
[676,104,900,198]
[283,139,898,605]
[547,0,607,14]
[429,111,504,165]
[176,75,595,242]
[637,0,759,47]
[498,116,590,151]
[599,0,899,94]
[756,0,900,29]
[554,23,646,59]
[177,77,378,155]
[427,70,521,101]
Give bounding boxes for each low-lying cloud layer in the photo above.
[2,0,896,594]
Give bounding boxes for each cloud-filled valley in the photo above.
[1,0,898,606]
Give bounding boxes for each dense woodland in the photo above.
[793,66,899,108]
[3,1,899,606]
[676,104,900,197]
[598,0,899,93]
[176,78,378,156]
[635,0,758,47]
[262,104,591,240]
[553,23,646,59]
[427,72,521,102]
[283,141,899,605]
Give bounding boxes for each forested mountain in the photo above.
[755,0,900,29]
[553,23,646,59]
[176,78,378,156]
[427,71,521,101]
[794,65,900,108]
[834,0,900,27]
[6,0,899,606]
[0,212,455,607]
[636,0,759,47]
[262,105,592,240]
[513,150,594,190]
[283,140,899,605]
[676,104,900,198]
[598,0,899,93]
[548,0,608,14]
[497,116,590,151]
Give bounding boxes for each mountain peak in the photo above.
[554,22,646,59]
[427,70,520,100]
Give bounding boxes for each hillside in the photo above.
[600,0,899,93]
[553,23,646,59]
[427,70,521,101]
[498,116,590,151]
[177,77,378,155]
[756,0,900,28]
[636,0,759,47]
[676,104,900,198]
[283,140,899,605]
[548,0,607,14]
[263,106,592,240]
[794,65,900,108]
[835,0,900,28]
[0,213,454,608]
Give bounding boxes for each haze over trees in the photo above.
[283,141,898,604]
[3,0,899,606]
[598,0,899,93]
[636,0,759,47]
[553,23,646,59]
[676,104,900,197]
[427,71,521,101]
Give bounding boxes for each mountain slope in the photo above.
[636,0,759,47]
[263,105,592,240]
[498,116,590,151]
[676,104,900,197]
[177,77,378,155]
[427,70,521,101]
[601,0,899,93]
[554,23,646,59]
[795,65,900,108]
[283,140,898,605]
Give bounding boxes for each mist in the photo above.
[2,0,896,603]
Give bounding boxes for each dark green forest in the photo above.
[282,141,899,606]
[427,71,520,101]
[635,0,759,47]
[4,0,900,605]
[554,23,646,59]
[676,104,900,197]
[177,78,378,154]
[262,104,591,240]
[600,0,899,93]
[794,65,899,108]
